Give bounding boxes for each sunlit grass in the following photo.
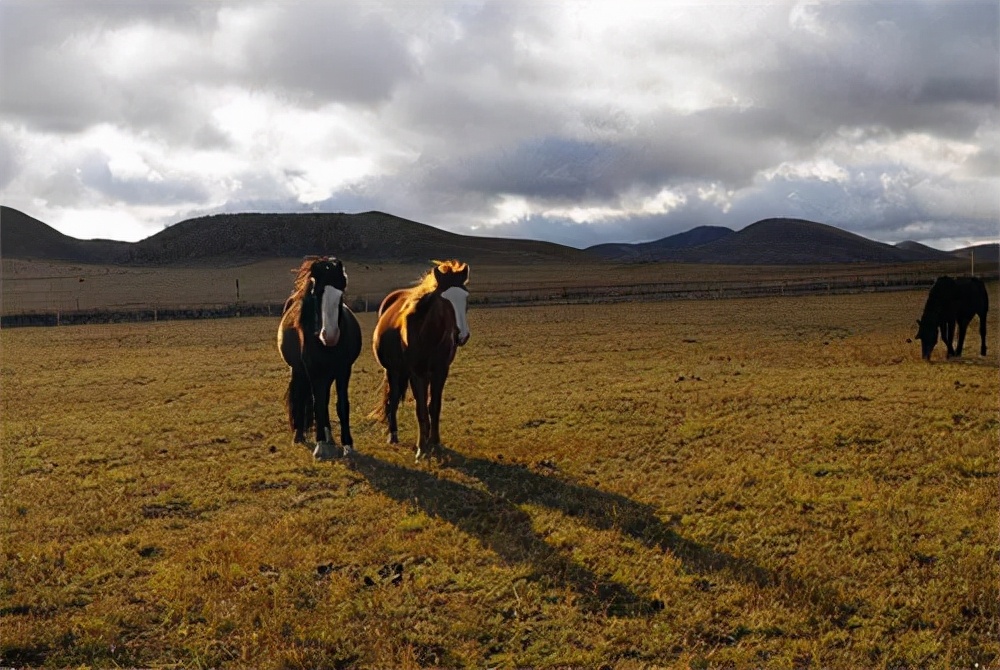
[2,288,997,668]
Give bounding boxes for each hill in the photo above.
[0,206,133,263]
[587,225,734,261]
[658,218,953,264]
[950,242,999,262]
[895,240,953,260]
[3,207,989,267]
[0,208,591,266]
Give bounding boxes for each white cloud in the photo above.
[0,0,996,249]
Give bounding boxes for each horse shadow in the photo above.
[440,450,771,585]
[347,453,653,616]
[437,449,857,622]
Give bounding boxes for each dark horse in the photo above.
[372,260,470,460]
[277,257,362,459]
[915,276,989,361]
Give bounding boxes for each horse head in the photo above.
[915,318,938,360]
[433,260,471,346]
[306,257,348,347]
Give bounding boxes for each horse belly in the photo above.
[278,325,302,368]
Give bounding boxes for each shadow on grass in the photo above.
[347,453,654,616]
[439,450,860,621]
[935,355,996,368]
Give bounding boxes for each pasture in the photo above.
[1,288,997,668]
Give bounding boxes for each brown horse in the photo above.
[372,260,470,460]
[277,257,362,459]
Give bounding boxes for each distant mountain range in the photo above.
[587,218,981,264]
[1,206,995,266]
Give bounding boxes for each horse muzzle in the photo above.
[319,329,340,347]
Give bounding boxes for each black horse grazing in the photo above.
[277,257,362,459]
[371,260,470,460]
[915,276,989,361]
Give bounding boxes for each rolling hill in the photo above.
[949,242,999,262]
[1,208,590,266]
[895,240,954,260]
[586,225,734,261]
[653,218,956,264]
[1,207,133,263]
[2,206,992,267]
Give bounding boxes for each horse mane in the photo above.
[284,256,330,329]
[396,260,468,344]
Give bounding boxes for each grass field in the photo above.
[2,288,998,668]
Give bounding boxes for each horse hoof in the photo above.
[313,441,339,461]
[388,433,399,445]
[342,444,354,456]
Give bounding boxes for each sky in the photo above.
[1,0,998,250]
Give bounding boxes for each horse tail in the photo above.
[369,374,389,422]
[284,378,295,430]
[368,372,406,423]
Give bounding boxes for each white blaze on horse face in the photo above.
[319,287,343,347]
[441,286,470,345]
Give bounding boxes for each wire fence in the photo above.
[3,269,995,329]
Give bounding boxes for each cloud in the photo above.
[0,0,996,249]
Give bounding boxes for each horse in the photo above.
[371,260,470,460]
[915,276,989,361]
[277,256,362,459]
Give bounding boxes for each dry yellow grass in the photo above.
[1,287,997,668]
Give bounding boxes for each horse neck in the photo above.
[402,291,455,348]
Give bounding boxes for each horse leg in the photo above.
[942,321,955,357]
[955,318,969,357]
[428,367,449,451]
[980,312,988,356]
[335,370,353,454]
[410,374,431,460]
[312,376,338,461]
[385,371,408,444]
[289,368,309,444]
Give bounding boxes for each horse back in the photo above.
[922,276,959,322]
[955,276,989,318]
[378,289,408,318]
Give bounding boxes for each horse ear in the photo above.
[433,266,444,284]
[460,265,469,284]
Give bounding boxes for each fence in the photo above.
[3,270,995,329]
